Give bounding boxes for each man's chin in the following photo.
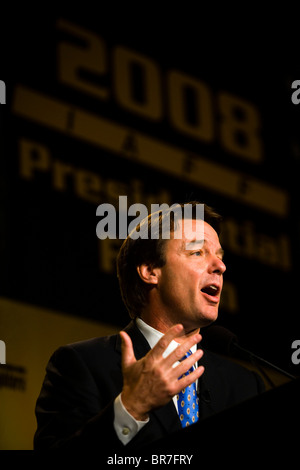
[199,308,219,327]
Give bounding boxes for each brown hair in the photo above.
[116,201,222,319]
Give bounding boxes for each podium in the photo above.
[138,378,300,465]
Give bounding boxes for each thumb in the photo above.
[120,331,136,369]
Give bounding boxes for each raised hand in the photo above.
[120,324,204,421]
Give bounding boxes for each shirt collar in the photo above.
[136,317,196,358]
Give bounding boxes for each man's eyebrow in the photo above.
[184,239,205,250]
[183,239,225,257]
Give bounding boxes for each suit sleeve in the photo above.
[34,345,125,451]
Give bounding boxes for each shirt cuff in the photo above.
[113,393,150,445]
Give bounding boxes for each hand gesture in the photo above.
[120,324,204,421]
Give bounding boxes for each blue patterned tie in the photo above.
[177,350,199,427]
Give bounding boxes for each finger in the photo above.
[120,331,136,369]
[173,348,204,379]
[175,365,205,394]
[164,333,202,369]
[150,324,184,358]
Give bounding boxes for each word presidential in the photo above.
[96,198,204,241]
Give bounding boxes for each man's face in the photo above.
[155,219,226,331]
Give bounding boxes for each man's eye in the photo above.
[191,250,203,256]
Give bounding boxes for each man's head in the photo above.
[117,202,226,331]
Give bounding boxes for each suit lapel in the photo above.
[115,320,151,359]
[115,320,182,433]
[197,346,220,418]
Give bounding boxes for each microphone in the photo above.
[201,325,296,385]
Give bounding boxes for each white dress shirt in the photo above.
[113,318,197,445]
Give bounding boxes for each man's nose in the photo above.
[209,256,226,275]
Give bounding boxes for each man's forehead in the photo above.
[172,219,216,240]
[170,219,203,248]
[168,219,221,251]
[172,217,204,234]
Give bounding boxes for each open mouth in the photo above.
[201,284,220,301]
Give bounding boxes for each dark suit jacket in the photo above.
[34,320,265,451]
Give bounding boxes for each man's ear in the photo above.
[137,264,161,285]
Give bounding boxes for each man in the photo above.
[34,202,264,451]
